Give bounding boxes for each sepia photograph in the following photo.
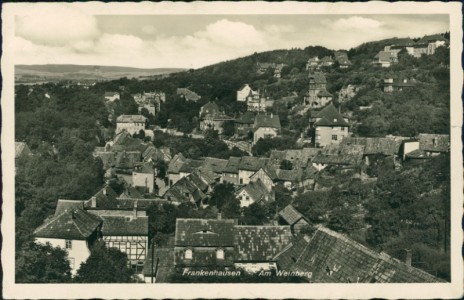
[2,1,463,299]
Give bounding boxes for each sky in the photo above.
[14,8,449,69]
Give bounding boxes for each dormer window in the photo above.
[216,249,224,260]
[185,249,193,260]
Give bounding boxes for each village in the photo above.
[15,33,450,283]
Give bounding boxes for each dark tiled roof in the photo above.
[312,144,365,166]
[94,152,116,169]
[417,34,448,45]
[101,216,148,236]
[238,156,269,172]
[116,115,147,123]
[34,208,102,240]
[120,186,144,199]
[235,226,292,262]
[115,151,141,169]
[276,226,443,283]
[175,219,236,247]
[418,134,450,152]
[314,104,349,127]
[275,168,304,182]
[236,111,256,124]
[238,180,273,204]
[54,200,86,216]
[405,149,429,159]
[390,37,416,47]
[254,114,281,130]
[279,205,306,225]
[317,89,333,97]
[375,51,397,62]
[142,247,174,281]
[341,137,400,156]
[163,175,207,204]
[167,153,187,174]
[201,157,228,174]
[178,159,204,173]
[111,198,168,210]
[308,72,326,84]
[223,157,241,174]
[270,148,320,167]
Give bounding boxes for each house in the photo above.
[269,148,320,169]
[234,111,255,136]
[275,225,443,283]
[247,96,267,112]
[249,167,275,192]
[116,115,147,135]
[34,208,103,276]
[237,84,256,102]
[177,88,201,102]
[221,157,242,185]
[338,84,359,102]
[273,167,316,190]
[320,56,335,67]
[256,62,276,74]
[273,63,286,78]
[413,34,448,57]
[384,38,416,56]
[341,137,402,165]
[174,219,236,268]
[114,151,142,173]
[384,78,417,92]
[132,162,156,194]
[199,101,219,118]
[163,172,209,206]
[200,157,229,180]
[142,145,172,163]
[238,156,269,185]
[199,101,234,134]
[167,153,187,186]
[373,51,398,68]
[54,199,89,216]
[234,225,292,273]
[99,208,149,273]
[253,114,281,144]
[334,51,352,68]
[304,72,332,108]
[306,57,320,70]
[312,143,365,171]
[87,185,119,209]
[104,92,120,102]
[312,104,350,147]
[405,134,450,160]
[236,179,274,207]
[15,141,32,160]
[278,205,311,235]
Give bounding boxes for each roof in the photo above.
[142,246,174,281]
[223,157,241,174]
[120,186,144,199]
[279,205,307,225]
[238,84,252,91]
[275,168,304,182]
[201,157,228,174]
[238,156,268,172]
[317,89,333,98]
[200,101,219,117]
[177,88,201,101]
[116,115,147,123]
[312,144,365,166]
[167,153,187,174]
[101,216,148,236]
[269,148,320,167]
[34,208,102,240]
[393,78,418,87]
[236,111,256,124]
[104,92,119,97]
[254,114,281,130]
[275,226,443,283]
[418,134,450,152]
[15,142,30,158]
[235,226,292,262]
[390,37,416,47]
[375,51,397,62]
[313,104,349,127]
[54,199,86,216]
[238,180,273,204]
[178,159,204,173]
[115,151,141,169]
[163,175,207,204]
[175,219,236,247]
[417,34,448,44]
[308,72,326,84]
[341,137,400,156]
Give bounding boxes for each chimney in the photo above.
[405,249,412,266]
[133,201,138,218]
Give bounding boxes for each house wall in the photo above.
[168,173,182,187]
[238,169,256,185]
[35,237,90,276]
[293,218,310,234]
[315,126,349,147]
[254,127,279,144]
[174,246,235,267]
[403,141,420,160]
[105,235,148,263]
[237,86,252,101]
[221,172,239,185]
[105,94,120,102]
[237,189,254,207]
[250,169,274,191]
[132,172,155,193]
[312,162,327,172]
[234,262,277,273]
[116,122,146,135]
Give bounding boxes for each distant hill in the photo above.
[15,64,185,84]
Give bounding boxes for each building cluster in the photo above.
[256,62,287,78]
[198,101,234,134]
[177,87,201,102]
[236,84,274,112]
[373,35,448,68]
[306,51,352,70]
[133,91,166,117]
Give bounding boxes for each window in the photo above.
[341,127,345,131]
[332,135,338,141]
[216,249,224,260]
[65,240,72,249]
[185,249,193,260]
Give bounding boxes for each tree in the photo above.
[75,246,135,283]
[16,242,72,283]
[209,182,236,210]
[241,203,268,225]
[221,120,235,137]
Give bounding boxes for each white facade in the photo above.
[132,172,155,193]
[237,189,255,207]
[253,127,279,144]
[35,237,90,276]
[237,84,253,102]
[403,141,420,160]
[238,169,255,185]
[250,169,274,192]
[105,93,120,102]
[116,116,147,135]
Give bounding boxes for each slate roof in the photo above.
[254,114,281,130]
[101,216,148,236]
[418,134,450,152]
[34,208,102,240]
[238,156,269,172]
[236,111,256,124]
[235,226,292,262]
[341,137,400,156]
[116,115,147,123]
[279,205,306,225]
[54,199,87,216]
[275,226,443,283]
[223,157,241,174]
[313,104,349,127]
[312,144,365,166]
[238,180,273,204]
[175,219,236,247]
[308,72,327,84]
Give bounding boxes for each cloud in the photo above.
[332,16,383,31]
[141,25,156,35]
[16,5,100,46]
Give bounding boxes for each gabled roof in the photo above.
[223,157,241,174]
[167,153,187,174]
[235,226,292,262]
[275,226,443,283]
[238,84,252,91]
[200,101,219,118]
[116,115,147,123]
[417,34,448,45]
[179,159,204,173]
[238,156,268,172]
[341,137,400,156]
[254,114,281,130]
[317,89,333,98]
[201,157,228,174]
[115,151,141,169]
[418,134,450,152]
[236,111,256,124]
[15,142,30,158]
[308,72,327,84]
[163,174,207,204]
[313,104,349,127]
[238,180,273,204]
[279,205,307,225]
[269,148,319,167]
[175,219,236,247]
[34,208,102,240]
[390,37,416,47]
[374,51,397,62]
[312,144,365,166]
[101,216,148,236]
[120,186,144,199]
[54,199,86,216]
[177,88,201,101]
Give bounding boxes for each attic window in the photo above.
[185,249,193,260]
[216,249,224,260]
